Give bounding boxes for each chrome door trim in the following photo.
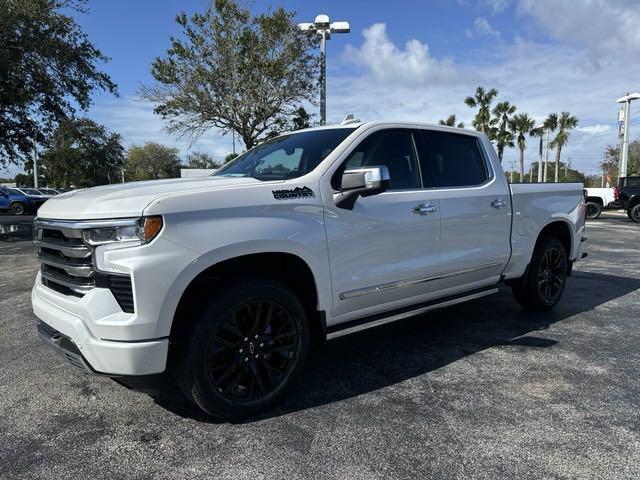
[339,261,504,300]
[329,287,500,339]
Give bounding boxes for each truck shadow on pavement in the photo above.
[134,270,640,423]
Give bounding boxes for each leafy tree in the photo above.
[126,143,181,181]
[438,115,464,128]
[549,112,578,182]
[33,118,124,187]
[601,140,640,180]
[490,101,516,163]
[186,151,220,169]
[0,0,117,167]
[14,173,32,187]
[464,86,498,137]
[224,153,239,163]
[291,107,313,131]
[510,113,536,181]
[141,0,318,149]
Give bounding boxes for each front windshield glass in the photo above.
[214,128,355,180]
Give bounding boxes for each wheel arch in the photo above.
[164,249,327,363]
[535,219,573,258]
[585,196,604,206]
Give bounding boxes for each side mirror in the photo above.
[334,165,390,209]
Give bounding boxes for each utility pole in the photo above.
[616,92,640,179]
[298,15,350,125]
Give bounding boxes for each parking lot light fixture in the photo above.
[616,92,640,179]
[298,14,350,125]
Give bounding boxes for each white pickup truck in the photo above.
[32,121,587,419]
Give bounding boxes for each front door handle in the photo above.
[412,204,437,215]
[491,199,508,209]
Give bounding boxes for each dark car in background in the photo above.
[615,176,640,223]
[0,187,47,215]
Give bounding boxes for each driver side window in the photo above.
[338,129,421,190]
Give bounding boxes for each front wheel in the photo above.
[175,279,310,420]
[585,202,602,219]
[9,202,25,215]
[512,236,568,311]
[630,204,640,224]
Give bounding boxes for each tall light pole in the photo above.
[298,14,350,125]
[616,92,640,179]
[27,116,38,188]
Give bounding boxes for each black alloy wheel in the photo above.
[206,299,302,403]
[536,246,567,305]
[511,236,568,311]
[175,279,310,420]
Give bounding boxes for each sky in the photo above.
[5,0,640,178]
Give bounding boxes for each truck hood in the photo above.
[37,176,265,220]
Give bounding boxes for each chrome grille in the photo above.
[34,219,95,296]
[34,218,137,312]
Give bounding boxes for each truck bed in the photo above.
[505,183,586,279]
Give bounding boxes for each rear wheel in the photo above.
[630,204,640,224]
[9,202,25,215]
[175,279,310,420]
[585,202,602,219]
[512,236,568,311]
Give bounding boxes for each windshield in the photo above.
[21,188,42,195]
[214,128,355,180]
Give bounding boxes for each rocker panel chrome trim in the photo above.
[338,261,504,300]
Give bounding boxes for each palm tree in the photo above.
[541,113,558,181]
[438,115,464,128]
[490,101,516,163]
[509,113,536,182]
[549,112,578,182]
[464,86,498,137]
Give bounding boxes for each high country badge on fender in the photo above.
[272,186,314,200]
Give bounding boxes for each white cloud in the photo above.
[330,28,640,176]
[577,125,611,135]
[466,17,501,38]
[343,23,455,85]
[517,0,640,64]
[482,0,511,14]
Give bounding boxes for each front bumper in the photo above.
[32,278,169,375]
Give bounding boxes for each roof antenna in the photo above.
[341,114,360,125]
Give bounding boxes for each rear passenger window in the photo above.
[417,131,489,188]
[339,130,421,190]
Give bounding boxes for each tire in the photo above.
[627,208,633,219]
[9,202,25,215]
[511,236,568,311]
[174,279,310,420]
[630,204,640,224]
[585,202,602,219]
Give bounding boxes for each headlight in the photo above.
[82,216,163,246]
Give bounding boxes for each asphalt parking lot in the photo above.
[1,212,639,479]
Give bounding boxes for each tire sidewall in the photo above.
[178,279,310,420]
[10,202,25,215]
[528,236,568,309]
[630,204,640,224]
[585,202,602,219]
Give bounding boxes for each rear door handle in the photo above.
[491,199,508,209]
[412,204,437,215]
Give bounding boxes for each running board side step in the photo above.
[326,285,499,340]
